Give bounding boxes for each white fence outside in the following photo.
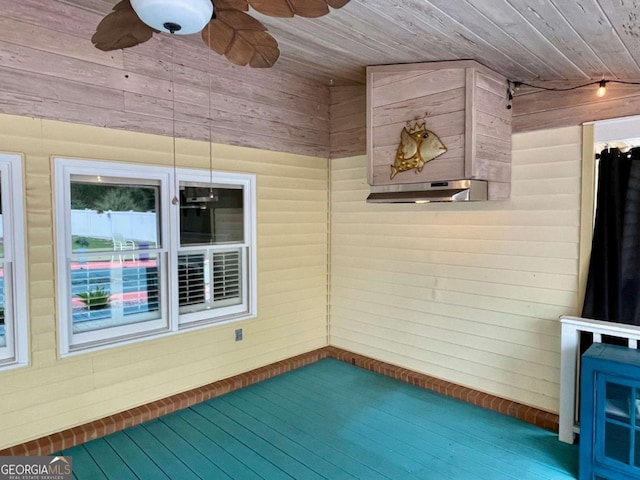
[71,209,158,244]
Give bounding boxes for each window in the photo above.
[176,177,250,326]
[0,153,28,369]
[55,159,256,355]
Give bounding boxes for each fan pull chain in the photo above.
[170,35,179,206]
[207,23,214,197]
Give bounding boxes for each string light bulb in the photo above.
[597,80,607,97]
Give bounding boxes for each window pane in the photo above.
[0,181,4,260]
[0,156,26,367]
[71,253,161,333]
[604,421,630,464]
[0,263,4,348]
[213,250,242,302]
[70,182,160,253]
[0,185,5,349]
[178,247,243,314]
[178,253,206,307]
[179,184,243,245]
[606,382,631,423]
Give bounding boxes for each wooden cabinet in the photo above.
[366,60,512,200]
[580,343,640,479]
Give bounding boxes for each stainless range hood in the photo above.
[366,179,488,203]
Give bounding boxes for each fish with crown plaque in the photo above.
[391,122,447,179]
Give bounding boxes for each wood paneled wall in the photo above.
[329,127,583,412]
[330,84,640,158]
[330,86,366,159]
[0,0,330,158]
[512,83,640,133]
[0,115,329,449]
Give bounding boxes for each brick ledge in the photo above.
[0,347,558,456]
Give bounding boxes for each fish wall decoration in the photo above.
[391,123,447,179]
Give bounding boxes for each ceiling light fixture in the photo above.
[130,0,213,35]
[597,80,608,97]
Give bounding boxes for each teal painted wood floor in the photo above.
[60,359,578,479]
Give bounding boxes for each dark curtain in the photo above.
[582,147,640,324]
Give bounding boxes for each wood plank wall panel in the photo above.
[332,84,640,158]
[329,127,582,413]
[473,71,512,195]
[0,115,328,450]
[0,0,330,158]
[513,84,640,133]
[330,86,366,159]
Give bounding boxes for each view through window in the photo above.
[69,181,162,335]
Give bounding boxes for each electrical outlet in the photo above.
[235,328,243,341]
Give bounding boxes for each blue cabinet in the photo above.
[580,343,640,479]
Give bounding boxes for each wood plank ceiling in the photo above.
[58,0,640,87]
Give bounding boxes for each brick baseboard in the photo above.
[0,347,558,456]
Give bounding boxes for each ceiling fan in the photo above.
[92,0,350,68]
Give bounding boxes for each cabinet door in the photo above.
[594,374,640,475]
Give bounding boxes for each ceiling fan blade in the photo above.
[247,0,295,17]
[248,0,350,18]
[201,19,233,55]
[225,31,278,67]
[326,0,350,7]
[249,45,280,68]
[216,8,267,30]
[202,11,279,67]
[91,0,156,51]
[243,31,280,67]
[215,0,249,11]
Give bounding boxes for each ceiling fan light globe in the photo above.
[130,0,213,35]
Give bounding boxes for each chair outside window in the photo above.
[112,233,135,262]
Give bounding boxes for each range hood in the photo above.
[366,180,488,203]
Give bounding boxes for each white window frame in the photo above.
[172,169,256,328]
[55,158,257,356]
[0,153,28,370]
